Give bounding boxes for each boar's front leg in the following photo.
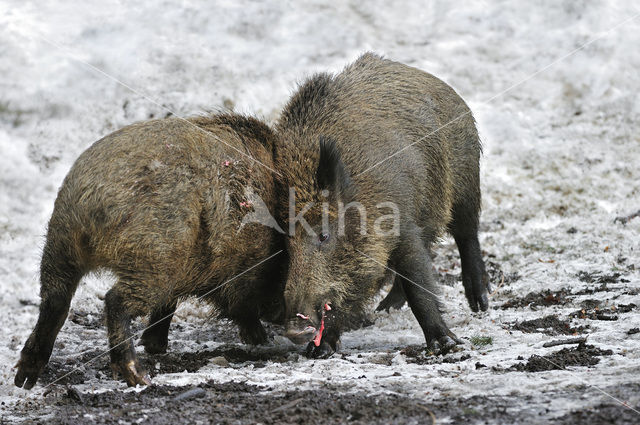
[140,301,177,354]
[392,230,460,354]
[449,198,490,312]
[236,315,269,345]
[454,234,489,312]
[105,281,152,387]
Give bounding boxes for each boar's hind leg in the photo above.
[105,281,152,387]
[449,203,490,312]
[15,243,82,390]
[140,301,177,354]
[393,231,460,354]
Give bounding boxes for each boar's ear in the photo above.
[316,136,355,199]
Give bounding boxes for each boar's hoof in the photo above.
[14,354,47,390]
[427,335,458,355]
[305,341,335,359]
[478,291,489,312]
[239,323,269,345]
[111,360,152,387]
[479,272,491,311]
[466,287,489,313]
[467,273,491,312]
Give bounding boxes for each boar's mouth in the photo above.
[284,303,332,345]
[284,322,318,345]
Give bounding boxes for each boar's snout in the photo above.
[284,311,321,345]
[284,322,316,345]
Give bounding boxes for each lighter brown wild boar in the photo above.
[15,114,285,388]
[275,53,490,358]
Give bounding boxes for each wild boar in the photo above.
[15,114,285,388]
[275,53,489,358]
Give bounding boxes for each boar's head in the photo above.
[276,136,388,344]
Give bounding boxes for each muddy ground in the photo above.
[11,381,640,425]
[3,260,639,424]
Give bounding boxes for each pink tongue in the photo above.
[313,314,325,346]
[313,303,332,346]
[297,303,330,347]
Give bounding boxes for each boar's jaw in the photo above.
[283,301,323,344]
[284,319,318,345]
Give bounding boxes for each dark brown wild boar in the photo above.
[275,53,490,358]
[15,114,285,389]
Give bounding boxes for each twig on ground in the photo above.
[543,337,587,348]
[595,314,618,321]
[614,209,640,225]
[489,273,505,297]
[271,397,305,413]
[417,405,437,425]
[173,387,206,402]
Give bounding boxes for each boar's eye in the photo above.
[318,232,329,243]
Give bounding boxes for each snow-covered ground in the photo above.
[1,1,639,423]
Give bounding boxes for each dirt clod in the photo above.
[576,271,629,284]
[510,343,613,372]
[399,345,470,365]
[501,289,570,310]
[512,315,587,336]
[570,308,618,321]
[616,303,636,313]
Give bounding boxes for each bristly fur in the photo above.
[15,113,287,389]
[200,113,277,151]
[279,73,334,131]
[274,52,487,356]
